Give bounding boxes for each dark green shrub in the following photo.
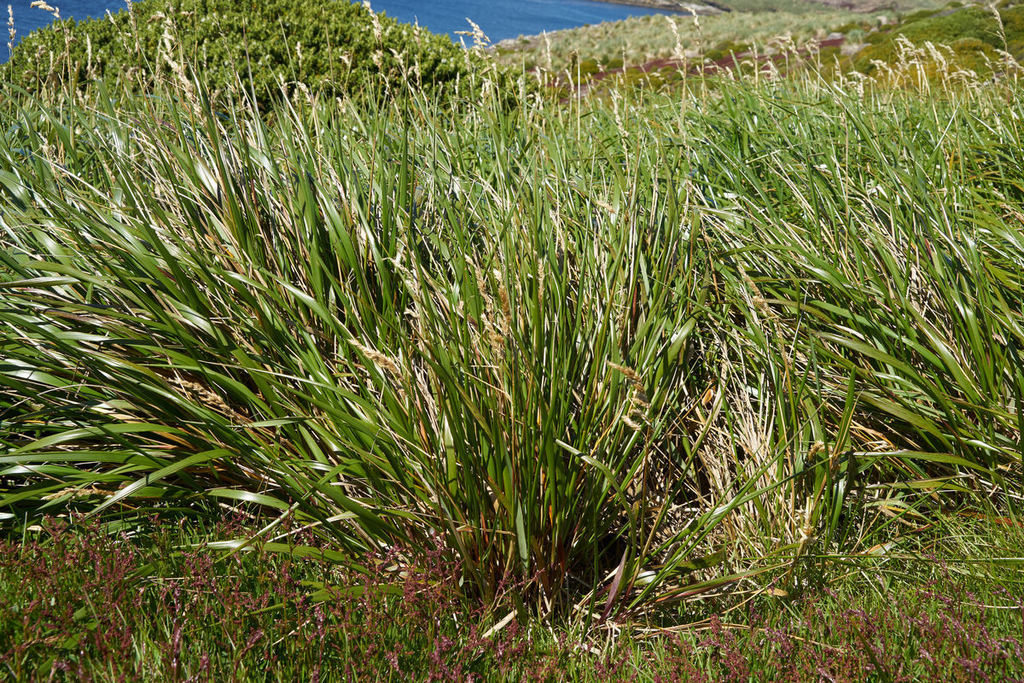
[3,0,496,105]
[852,4,1024,76]
[833,21,869,34]
[817,45,841,62]
[704,41,751,62]
[866,28,893,45]
[897,6,1004,45]
[577,57,600,76]
[948,36,1001,71]
[900,8,942,25]
[1001,6,1024,54]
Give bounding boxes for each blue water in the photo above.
[363,0,674,43]
[4,0,674,53]
[6,0,125,49]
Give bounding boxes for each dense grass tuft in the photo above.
[1,53,1023,621]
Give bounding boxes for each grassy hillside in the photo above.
[498,0,1024,91]
[717,0,942,11]
[853,3,1024,77]
[496,9,867,71]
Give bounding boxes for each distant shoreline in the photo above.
[491,0,723,47]
[491,0,722,50]
[587,0,725,14]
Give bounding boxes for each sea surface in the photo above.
[360,0,674,43]
[6,0,125,49]
[4,0,675,54]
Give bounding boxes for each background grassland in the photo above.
[497,0,1024,90]
[715,0,943,12]
[496,9,867,71]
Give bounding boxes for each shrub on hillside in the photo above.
[853,4,1024,77]
[3,0,496,105]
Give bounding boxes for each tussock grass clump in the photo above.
[1,67,1023,621]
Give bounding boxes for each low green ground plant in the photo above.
[1,515,1020,680]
